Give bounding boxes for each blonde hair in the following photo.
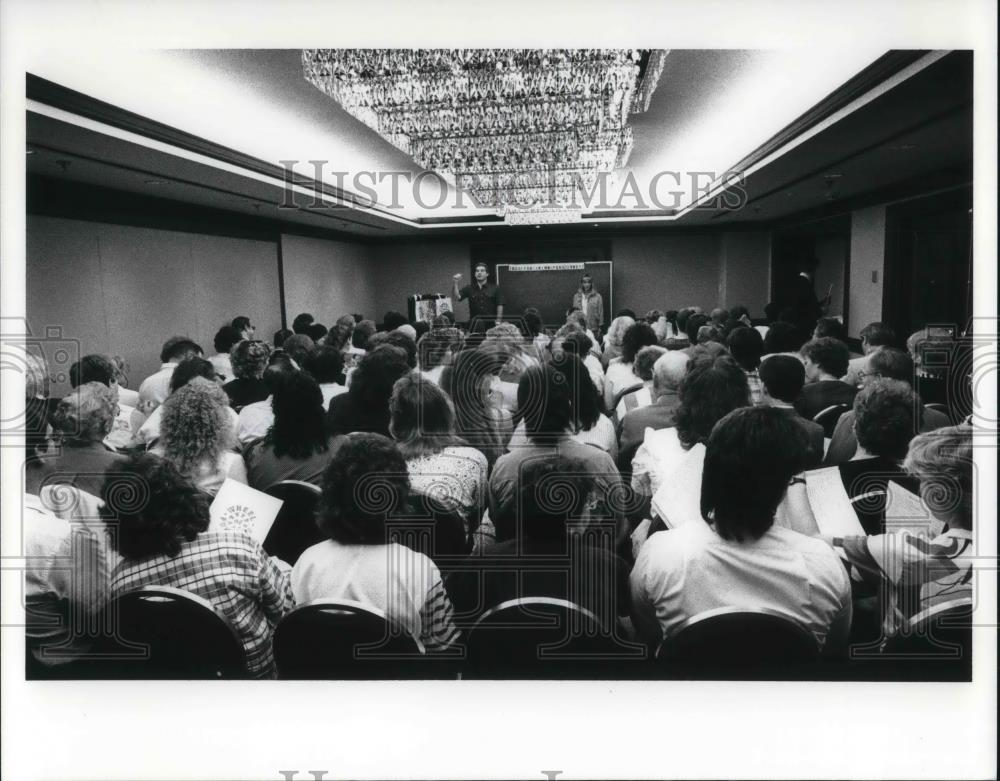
[51,382,116,443]
[605,315,635,347]
[903,424,974,527]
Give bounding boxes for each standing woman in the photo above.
[572,274,604,339]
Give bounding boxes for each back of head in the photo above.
[213,325,243,356]
[853,378,918,461]
[701,407,809,542]
[633,345,668,382]
[606,315,635,347]
[903,424,973,527]
[317,433,409,545]
[418,327,464,371]
[291,312,314,334]
[710,307,729,325]
[867,347,915,384]
[352,319,377,349]
[394,323,417,343]
[230,340,272,380]
[726,326,764,372]
[169,356,217,394]
[349,346,411,409]
[813,317,847,343]
[69,354,117,389]
[522,308,543,338]
[103,453,210,560]
[160,378,230,471]
[440,347,505,431]
[800,337,849,378]
[51,382,116,443]
[559,330,594,359]
[160,336,202,364]
[517,455,592,542]
[759,354,806,403]
[676,353,750,449]
[306,323,328,343]
[273,328,293,348]
[269,369,329,458]
[382,311,409,332]
[389,373,458,457]
[262,353,297,395]
[697,324,723,345]
[860,321,896,349]
[384,331,418,369]
[304,345,344,385]
[517,363,573,443]
[729,305,750,322]
[282,334,315,367]
[685,313,711,345]
[652,351,689,394]
[622,321,658,363]
[762,321,804,355]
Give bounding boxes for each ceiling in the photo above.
[25,48,972,240]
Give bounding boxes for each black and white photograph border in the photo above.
[1,1,996,779]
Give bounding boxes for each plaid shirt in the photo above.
[111,532,294,677]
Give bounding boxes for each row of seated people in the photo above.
[20,305,975,677]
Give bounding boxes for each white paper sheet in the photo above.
[209,478,283,544]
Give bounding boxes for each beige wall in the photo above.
[368,242,469,321]
[814,234,849,319]
[848,205,887,338]
[280,234,375,325]
[27,216,281,395]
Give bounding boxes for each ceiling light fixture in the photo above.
[302,49,668,224]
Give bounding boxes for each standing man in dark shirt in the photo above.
[452,262,504,334]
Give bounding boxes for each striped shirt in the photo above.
[110,532,294,677]
[746,370,764,406]
[291,541,460,651]
[836,527,974,635]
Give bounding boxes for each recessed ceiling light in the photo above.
[26,149,36,155]
[477,227,483,231]
[144,179,170,185]
[593,223,599,227]
[535,225,540,229]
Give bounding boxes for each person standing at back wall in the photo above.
[572,273,604,339]
[452,263,504,334]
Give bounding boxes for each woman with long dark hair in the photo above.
[244,371,345,490]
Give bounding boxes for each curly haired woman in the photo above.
[152,378,247,495]
[223,339,271,411]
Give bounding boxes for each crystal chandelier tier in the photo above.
[302,49,667,223]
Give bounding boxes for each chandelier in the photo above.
[302,49,668,223]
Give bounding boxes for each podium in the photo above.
[408,294,453,324]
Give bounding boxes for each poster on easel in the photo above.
[408,294,453,324]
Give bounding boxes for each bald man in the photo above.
[617,350,689,471]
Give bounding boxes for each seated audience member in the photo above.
[631,349,749,498]
[615,345,668,422]
[449,455,630,623]
[565,309,600,350]
[758,355,824,468]
[22,348,51,462]
[489,358,626,544]
[796,337,858,420]
[727,326,765,406]
[697,324,724,346]
[389,374,488,533]
[601,315,635,369]
[762,321,805,357]
[630,407,852,650]
[710,307,729,327]
[487,322,539,387]
[618,351,687,470]
[832,378,922,534]
[844,321,895,387]
[306,323,328,343]
[507,353,618,460]
[210,325,242,383]
[394,323,417,343]
[559,329,604,397]
[418,327,464,385]
[521,308,549,361]
[304,346,348,408]
[152,378,247,495]
[223,340,272,411]
[244,371,346,489]
[813,316,848,344]
[273,328,293,348]
[327,345,410,438]
[413,321,430,341]
[683,313,711,350]
[23,491,113,672]
[829,425,973,636]
[906,326,956,407]
[825,348,950,464]
[439,348,510,470]
[231,316,256,341]
[382,310,409,332]
[604,321,658,411]
[348,319,376,356]
[68,354,138,451]
[282,334,315,369]
[291,434,461,651]
[106,453,292,678]
[135,357,238,449]
[138,337,202,414]
[291,312,314,335]
[25,382,126,499]
[383,331,418,370]
[236,352,297,445]
[324,314,356,353]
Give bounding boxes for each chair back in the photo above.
[83,586,246,679]
[881,597,972,680]
[273,599,425,679]
[463,596,638,679]
[262,480,324,565]
[656,606,820,679]
[813,404,850,437]
[924,402,952,423]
